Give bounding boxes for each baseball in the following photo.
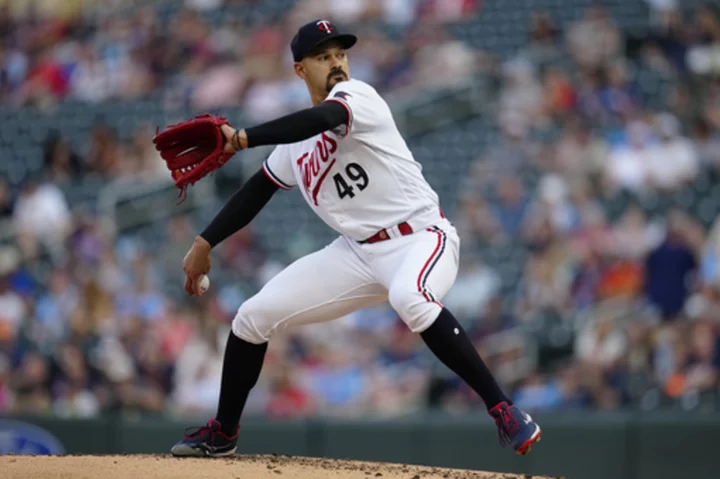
[199,274,210,293]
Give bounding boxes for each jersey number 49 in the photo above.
[333,163,369,199]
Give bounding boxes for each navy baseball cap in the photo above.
[291,19,357,62]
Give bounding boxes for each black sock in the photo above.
[215,330,268,435]
[420,308,511,410]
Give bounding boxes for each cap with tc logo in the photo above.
[291,19,357,62]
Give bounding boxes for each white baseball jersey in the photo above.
[261,78,440,241]
[232,78,460,344]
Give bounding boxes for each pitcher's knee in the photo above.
[231,298,273,344]
[388,286,442,333]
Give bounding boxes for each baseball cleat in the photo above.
[489,401,542,455]
[170,419,238,457]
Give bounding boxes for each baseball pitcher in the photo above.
[153,19,542,458]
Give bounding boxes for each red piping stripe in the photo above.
[417,228,444,302]
[262,162,293,190]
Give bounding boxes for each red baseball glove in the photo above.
[153,113,237,203]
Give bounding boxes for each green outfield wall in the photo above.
[2,412,717,479]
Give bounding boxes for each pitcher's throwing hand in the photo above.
[182,236,211,297]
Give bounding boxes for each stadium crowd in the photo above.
[1,0,720,420]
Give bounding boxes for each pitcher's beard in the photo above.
[326,72,347,92]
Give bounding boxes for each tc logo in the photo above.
[317,20,333,33]
[0,419,65,455]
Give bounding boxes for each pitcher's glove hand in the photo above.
[153,114,239,203]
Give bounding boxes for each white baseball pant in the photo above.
[232,216,460,343]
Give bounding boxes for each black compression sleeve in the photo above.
[245,101,348,147]
[199,169,278,248]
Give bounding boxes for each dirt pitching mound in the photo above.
[0,454,557,479]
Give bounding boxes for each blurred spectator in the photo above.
[218,224,272,288]
[570,248,605,310]
[622,315,657,399]
[553,119,608,183]
[613,205,662,260]
[122,126,169,181]
[571,202,614,259]
[605,120,656,195]
[567,4,622,70]
[417,0,481,22]
[442,255,500,326]
[172,320,226,416]
[0,353,12,412]
[470,112,541,185]
[67,213,111,269]
[596,253,644,302]
[471,296,517,340]
[265,364,315,418]
[492,176,530,238]
[454,190,503,246]
[33,267,80,346]
[9,351,52,415]
[575,311,628,371]
[512,371,564,411]
[497,60,544,131]
[555,363,591,409]
[520,11,563,70]
[300,344,371,417]
[516,233,573,323]
[85,122,123,179]
[531,174,578,235]
[412,24,478,90]
[21,49,70,107]
[691,118,720,171]
[700,216,720,287]
[68,45,114,103]
[644,211,697,320]
[42,132,83,184]
[687,5,720,76]
[663,315,719,401]
[0,246,27,342]
[684,317,719,392]
[542,67,577,122]
[647,112,698,191]
[190,60,247,111]
[157,216,196,280]
[12,176,71,248]
[647,5,689,73]
[115,256,167,323]
[599,60,641,122]
[50,342,100,418]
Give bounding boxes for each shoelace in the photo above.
[183,420,239,441]
[183,422,217,440]
[492,407,519,447]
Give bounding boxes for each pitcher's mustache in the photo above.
[329,69,346,78]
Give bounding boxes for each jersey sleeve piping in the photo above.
[324,98,353,136]
[262,161,294,190]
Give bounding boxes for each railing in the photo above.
[96,175,216,232]
[386,78,493,138]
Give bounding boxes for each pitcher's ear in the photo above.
[294,62,306,79]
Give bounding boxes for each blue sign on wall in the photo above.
[0,419,65,455]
